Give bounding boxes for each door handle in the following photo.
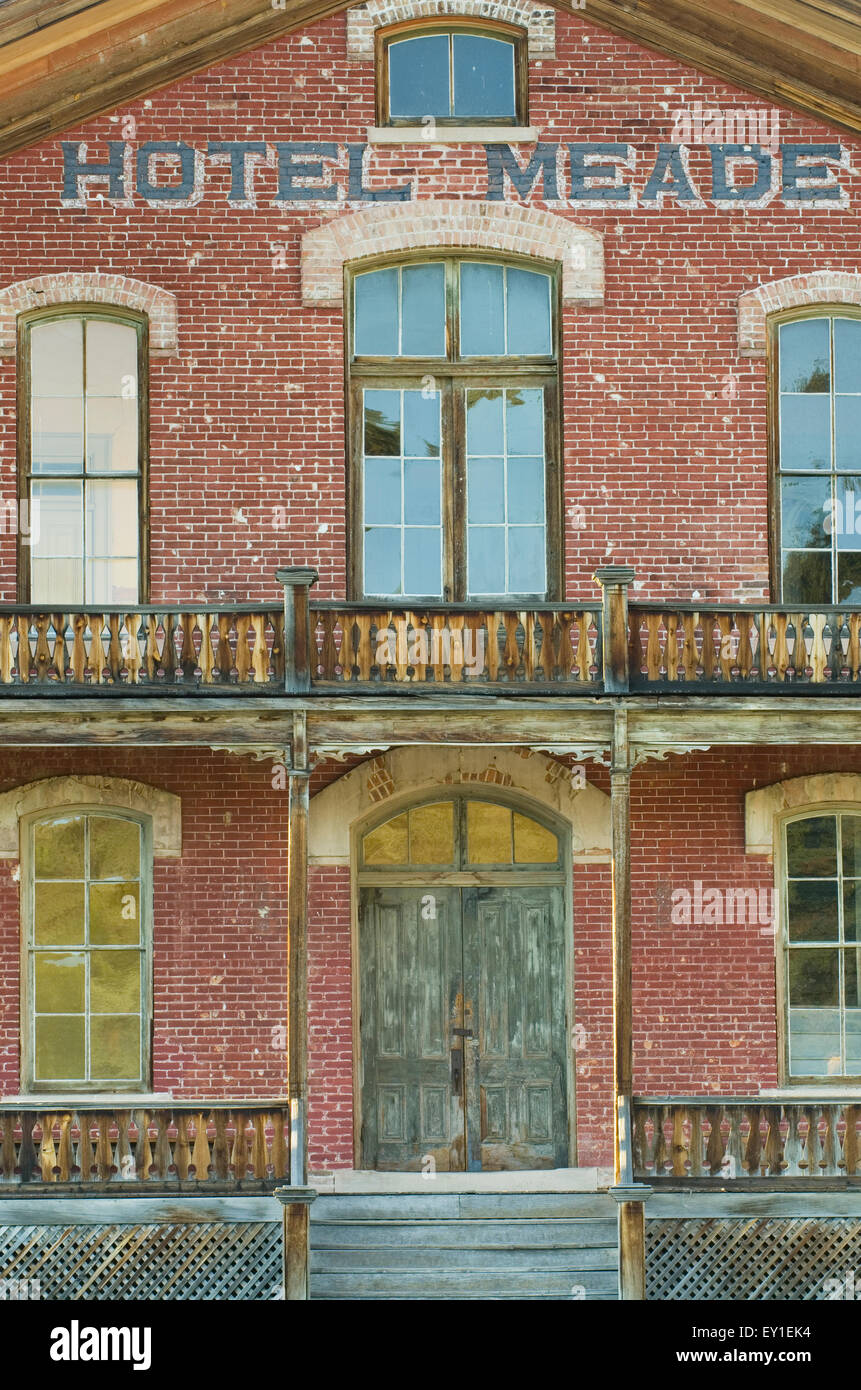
[451,1047,464,1096]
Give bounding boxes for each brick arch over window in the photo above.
[0,273,178,354]
[0,776,181,857]
[301,200,604,307]
[738,272,861,358]
[309,747,610,863]
[346,0,556,60]
[745,772,861,857]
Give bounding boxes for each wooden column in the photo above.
[276,566,318,694]
[609,706,651,1299]
[594,565,635,694]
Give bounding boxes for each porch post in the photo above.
[276,565,319,694]
[279,707,316,1298]
[594,565,635,694]
[609,706,651,1299]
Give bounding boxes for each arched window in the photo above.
[774,310,861,603]
[19,307,147,605]
[783,810,861,1078]
[377,20,527,127]
[361,795,561,869]
[348,255,561,600]
[23,808,151,1091]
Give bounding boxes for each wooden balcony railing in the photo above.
[0,1104,290,1191]
[0,608,285,690]
[310,603,601,689]
[629,606,861,689]
[633,1099,861,1181]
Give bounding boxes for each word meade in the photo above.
[60,140,850,210]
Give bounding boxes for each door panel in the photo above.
[463,886,568,1170]
[360,886,465,1170]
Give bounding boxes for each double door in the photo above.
[359,884,568,1171]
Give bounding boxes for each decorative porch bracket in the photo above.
[594,565,635,693]
[276,566,319,694]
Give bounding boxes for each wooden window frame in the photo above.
[20,806,154,1096]
[345,252,563,603]
[776,805,861,1086]
[16,303,150,606]
[768,303,861,604]
[375,17,529,128]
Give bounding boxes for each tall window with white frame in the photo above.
[20,308,146,605]
[25,810,150,1091]
[349,256,561,601]
[783,811,861,1079]
[775,311,861,604]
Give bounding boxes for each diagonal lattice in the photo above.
[0,1222,282,1300]
[647,1218,861,1300]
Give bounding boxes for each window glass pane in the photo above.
[86,558,138,607]
[403,527,442,595]
[837,553,861,604]
[782,550,831,604]
[86,320,137,396]
[30,319,83,397]
[788,948,839,1006]
[409,802,455,865]
[34,815,84,879]
[468,458,504,522]
[364,526,402,595]
[468,525,505,593]
[780,318,830,392]
[835,399,861,472]
[86,398,138,473]
[365,458,401,525]
[34,1016,85,1081]
[779,476,829,548]
[389,34,451,119]
[513,813,557,864]
[842,815,861,877]
[34,881,85,946]
[508,526,545,592]
[787,879,839,941]
[467,389,504,454]
[786,816,838,876]
[89,882,140,946]
[89,816,140,881]
[847,1010,861,1067]
[35,951,85,1013]
[846,947,861,1005]
[467,801,512,864]
[507,269,551,355]
[452,34,516,119]
[91,949,140,1014]
[90,1016,140,1080]
[403,390,440,458]
[460,263,505,355]
[31,479,82,558]
[31,397,84,473]
[364,812,409,865]
[355,269,398,356]
[87,479,138,557]
[404,460,440,525]
[788,1007,841,1076]
[835,476,861,550]
[506,388,544,454]
[779,395,831,470]
[401,265,445,356]
[508,458,544,524]
[364,389,400,455]
[834,318,861,393]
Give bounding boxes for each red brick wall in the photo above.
[0,749,288,1098]
[0,9,857,603]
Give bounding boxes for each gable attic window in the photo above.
[376,20,528,127]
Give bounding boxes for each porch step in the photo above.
[309,1192,618,1300]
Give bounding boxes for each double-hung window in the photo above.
[348,256,561,601]
[377,21,527,127]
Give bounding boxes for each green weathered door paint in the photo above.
[359,883,568,1171]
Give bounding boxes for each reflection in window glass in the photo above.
[388,31,517,122]
[30,813,145,1086]
[355,264,445,357]
[363,388,443,597]
[786,812,861,1076]
[778,316,861,603]
[28,315,141,605]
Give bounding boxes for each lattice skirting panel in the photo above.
[647,1218,861,1300]
[0,1222,283,1300]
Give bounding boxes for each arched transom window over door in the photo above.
[348,256,561,602]
[357,795,570,1172]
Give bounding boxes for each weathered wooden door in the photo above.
[359,882,568,1171]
